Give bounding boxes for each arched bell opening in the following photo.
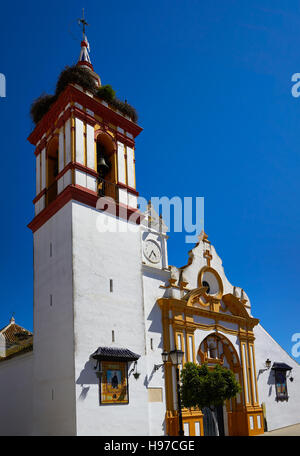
[46,137,58,206]
[96,132,117,200]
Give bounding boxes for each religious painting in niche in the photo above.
[100,361,128,404]
[274,370,288,401]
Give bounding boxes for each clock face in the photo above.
[143,239,161,264]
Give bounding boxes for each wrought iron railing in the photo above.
[97,177,118,201]
[43,176,119,209]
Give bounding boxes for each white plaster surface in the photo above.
[142,265,170,435]
[117,142,126,184]
[75,169,87,188]
[0,353,34,435]
[72,204,149,435]
[75,118,84,165]
[65,119,71,165]
[32,202,76,435]
[86,124,95,170]
[254,323,300,431]
[126,147,135,188]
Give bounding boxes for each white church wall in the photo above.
[33,201,76,435]
[0,352,33,436]
[254,324,300,431]
[72,203,149,436]
[142,266,170,435]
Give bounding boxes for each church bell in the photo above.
[97,156,110,177]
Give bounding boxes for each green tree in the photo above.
[180,362,241,435]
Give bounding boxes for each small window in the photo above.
[202,280,210,294]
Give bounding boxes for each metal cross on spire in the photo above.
[78,8,89,39]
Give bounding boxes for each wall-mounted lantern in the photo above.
[265,359,272,369]
[154,350,169,371]
[130,361,141,380]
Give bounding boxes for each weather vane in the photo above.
[78,8,89,39]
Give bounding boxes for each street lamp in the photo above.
[169,349,185,436]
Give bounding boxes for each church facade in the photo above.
[0,35,299,436]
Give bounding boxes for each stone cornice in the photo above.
[157,296,259,332]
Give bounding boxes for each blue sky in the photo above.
[0,0,299,360]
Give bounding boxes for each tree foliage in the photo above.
[96,84,116,103]
[96,85,138,122]
[180,362,241,410]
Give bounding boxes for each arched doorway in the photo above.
[198,333,243,436]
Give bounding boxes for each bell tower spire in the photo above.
[77,9,93,71]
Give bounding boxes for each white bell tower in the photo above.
[28,30,150,435]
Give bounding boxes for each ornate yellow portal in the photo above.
[158,266,264,436]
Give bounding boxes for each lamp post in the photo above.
[169,349,185,436]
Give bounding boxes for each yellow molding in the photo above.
[71,116,75,162]
[39,153,42,193]
[198,267,223,299]
[249,343,260,406]
[161,307,174,412]
[133,147,136,189]
[83,122,87,167]
[158,297,259,332]
[124,145,128,186]
[63,124,66,168]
